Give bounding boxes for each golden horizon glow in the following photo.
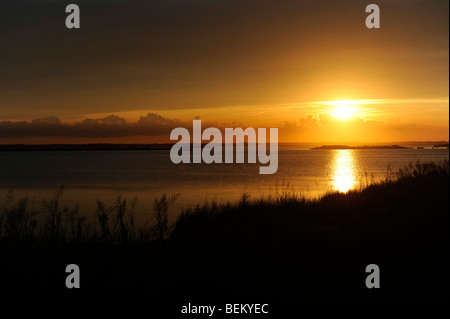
[1,1,448,145]
[321,100,362,107]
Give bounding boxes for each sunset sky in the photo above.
[0,0,448,143]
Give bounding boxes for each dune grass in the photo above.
[0,159,448,297]
[0,188,179,245]
[0,159,448,247]
[171,159,449,243]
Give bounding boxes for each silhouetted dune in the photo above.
[0,160,448,300]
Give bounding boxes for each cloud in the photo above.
[280,114,448,142]
[1,114,134,138]
[0,112,448,143]
[0,113,235,139]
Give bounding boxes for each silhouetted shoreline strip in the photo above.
[0,143,277,152]
[0,143,447,151]
[311,145,409,150]
[0,144,173,151]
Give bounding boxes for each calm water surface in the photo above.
[0,147,448,221]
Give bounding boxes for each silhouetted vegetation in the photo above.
[0,160,448,299]
[171,159,448,257]
[0,191,181,245]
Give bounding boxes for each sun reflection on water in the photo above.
[331,150,357,193]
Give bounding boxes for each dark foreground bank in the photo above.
[0,160,448,303]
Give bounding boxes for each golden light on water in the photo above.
[331,150,357,193]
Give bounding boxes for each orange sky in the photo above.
[0,0,448,143]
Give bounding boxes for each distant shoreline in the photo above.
[311,145,409,150]
[0,142,448,151]
[0,144,173,151]
[312,144,449,150]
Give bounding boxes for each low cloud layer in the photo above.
[0,113,242,142]
[0,113,187,138]
[0,112,448,143]
[280,114,449,142]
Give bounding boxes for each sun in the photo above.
[320,99,363,120]
[331,106,354,119]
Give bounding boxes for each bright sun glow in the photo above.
[321,100,359,119]
[331,106,354,119]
